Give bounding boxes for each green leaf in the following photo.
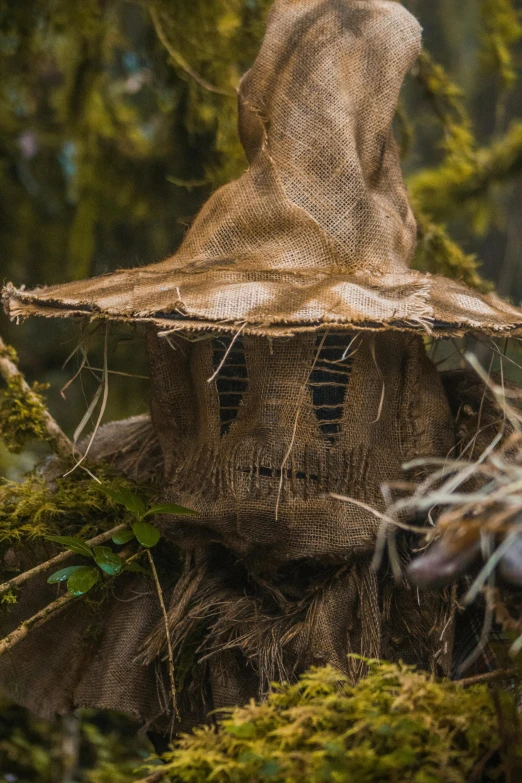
[142,502,199,518]
[47,565,83,584]
[124,561,151,576]
[111,528,135,545]
[93,546,122,576]
[46,535,92,558]
[132,521,161,548]
[67,566,99,596]
[259,760,280,778]
[103,486,147,518]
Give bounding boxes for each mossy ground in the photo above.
[142,660,519,783]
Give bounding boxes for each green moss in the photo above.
[412,209,492,291]
[0,468,149,548]
[145,659,517,782]
[0,374,51,454]
[409,121,522,230]
[0,344,18,363]
[480,0,522,91]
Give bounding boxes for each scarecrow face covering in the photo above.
[3,0,522,733]
[147,329,454,565]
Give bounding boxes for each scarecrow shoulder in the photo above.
[439,368,521,458]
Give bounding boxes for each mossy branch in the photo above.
[410,121,522,223]
[0,335,73,459]
[0,522,127,597]
[0,591,78,658]
[413,209,492,292]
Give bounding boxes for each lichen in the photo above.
[143,659,518,783]
[0,374,51,454]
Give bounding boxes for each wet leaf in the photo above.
[103,486,146,518]
[93,545,122,575]
[67,566,99,596]
[47,565,83,584]
[132,520,160,548]
[46,535,92,558]
[111,528,135,545]
[143,502,198,518]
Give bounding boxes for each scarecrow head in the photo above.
[3,0,522,732]
[5,0,521,562]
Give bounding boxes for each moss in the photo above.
[412,209,492,291]
[409,121,522,229]
[0,344,18,363]
[480,0,522,91]
[0,468,150,548]
[0,374,51,454]
[145,659,517,782]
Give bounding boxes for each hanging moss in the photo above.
[480,0,522,92]
[409,121,522,228]
[412,209,491,291]
[0,374,51,454]
[142,659,517,783]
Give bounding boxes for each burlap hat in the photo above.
[4,0,522,337]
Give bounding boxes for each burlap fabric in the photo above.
[0,369,501,731]
[1,0,519,734]
[4,0,522,336]
[146,329,454,563]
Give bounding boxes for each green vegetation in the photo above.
[1,0,522,780]
[0,374,51,453]
[144,660,519,783]
[0,470,144,549]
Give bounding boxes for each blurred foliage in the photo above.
[1,0,522,780]
[0,700,152,782]
[143,659,521,783]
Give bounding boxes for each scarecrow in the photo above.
[2,0,522,735]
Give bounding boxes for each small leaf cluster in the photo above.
[46,485,196,595]
[0,469,143,548]
[148,659,514,783]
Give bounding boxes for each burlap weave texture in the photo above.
[4,0,522,335]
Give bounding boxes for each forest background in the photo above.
[1,0,522,780]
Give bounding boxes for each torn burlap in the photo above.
[146,330,454,563]
[2,0,520,736]
[4,0,522,336]
[0,364,509,730]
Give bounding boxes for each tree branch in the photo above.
[135,770,169,783]
[0,335,73,459]
[0,523,127,597]
[0,591,78,657]
[149,6,235,98]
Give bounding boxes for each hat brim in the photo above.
[4,266,522,338]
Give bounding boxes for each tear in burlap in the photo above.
[4,0,522,336]
[0,359,510,731]
[146,330,455,563]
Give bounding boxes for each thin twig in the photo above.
[149,6,234,97]
[147,549,179,720]
[0,591,78,657]
[457,668,516,688]
[0,335,73,459]
[134,769,169,783]
[0,523,128,596]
